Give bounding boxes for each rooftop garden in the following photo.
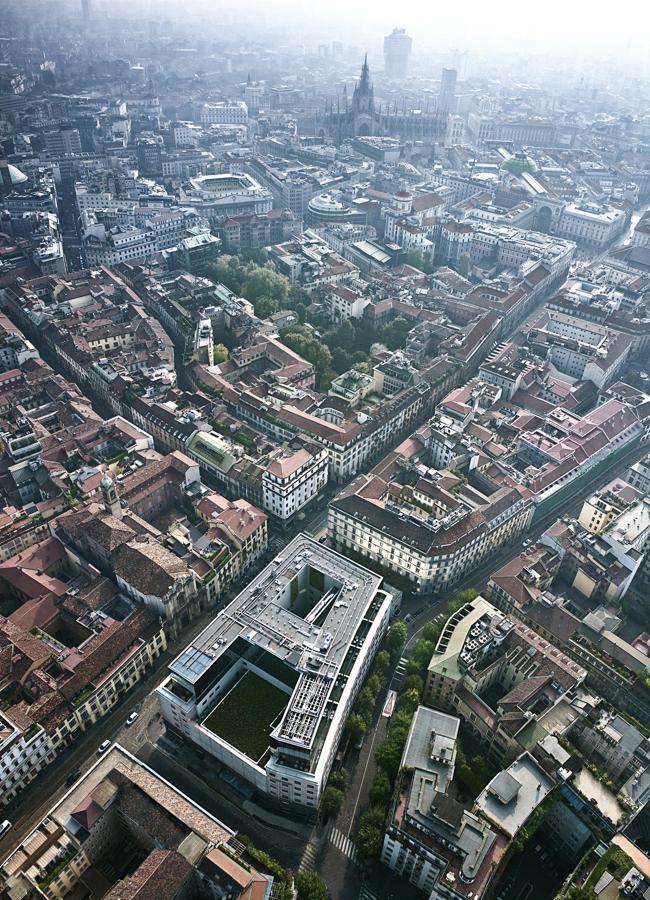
[202,671,288,762]
[583,844,635,896]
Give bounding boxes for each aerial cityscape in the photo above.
[0,2,650,899]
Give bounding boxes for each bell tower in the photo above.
[101,475,122,519]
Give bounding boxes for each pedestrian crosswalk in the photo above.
[324,821,358,862]
[298,840,319,872]
[358,887,378,900]
[392,656,408,687]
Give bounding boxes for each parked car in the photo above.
[65,769,82,787]
[0,820,11,838]
[125,712,139,727]
[97,740,111,756]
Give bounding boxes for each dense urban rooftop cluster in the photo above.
[0,3,650,900]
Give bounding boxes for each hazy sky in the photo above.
[218,0,650,59]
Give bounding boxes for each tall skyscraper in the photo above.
[383,28,412,80]
[81,0,91,20]
[439,67,458,114]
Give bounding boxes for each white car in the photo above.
[0,820,12,838]
[125,712,139,727]
[97,740,111,756]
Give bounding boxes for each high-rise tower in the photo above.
[439,68,458,114]
[383,28,412,80]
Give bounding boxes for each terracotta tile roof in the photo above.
[0,617,53,666]
[103,849,193,900]
[266,447,311,478]
[113,537,190,598]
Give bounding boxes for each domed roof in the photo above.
[7,163,28,185]
[501,151,537,175]
[100,475,114,490]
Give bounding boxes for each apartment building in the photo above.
[423,596,586,766]
[381,705,504,900]
[328,434,533,594]
[0,710,55,808]
[0,744,274,900]
[261,446,328,522]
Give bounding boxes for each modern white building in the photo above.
[156,535,396,811]
[261,447,328,522]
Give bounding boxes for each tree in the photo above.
[254,295,279,319]
[346,712,366,743]
[387,621,407,654]
[280,330,333,387]
[328,769,350,792]
[336,319,356,351]
[379,316,412,351]
[369,770,393,807]
[457,253,470,278]
[375,722,410,781]
[354,686,376,726]
[422,622,442,644]
[407,639,435,675]
[243,267,289,305]
[397,688,421,717]
[320,786,344,819]
[331,347,353,374]
[405,249,434,275]
[562,888,594,900]
[400,673,424,695]
[213,343,229,364]
[373,650,391,678]
[356,807,386,860]
[455,743,494,798]
[294,870,329,900]
[365,674,383,698]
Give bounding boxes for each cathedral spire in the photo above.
[360,52,370,88]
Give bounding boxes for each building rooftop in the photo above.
[168,534,386,753]
[474,752,555,837]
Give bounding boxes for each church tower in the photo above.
[101,475,122,519]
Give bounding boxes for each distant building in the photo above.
[42,128,82,157]
[136,135,164,176]
[439,67,458,114]
[383,28,412,79]
[193,100,249,126]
